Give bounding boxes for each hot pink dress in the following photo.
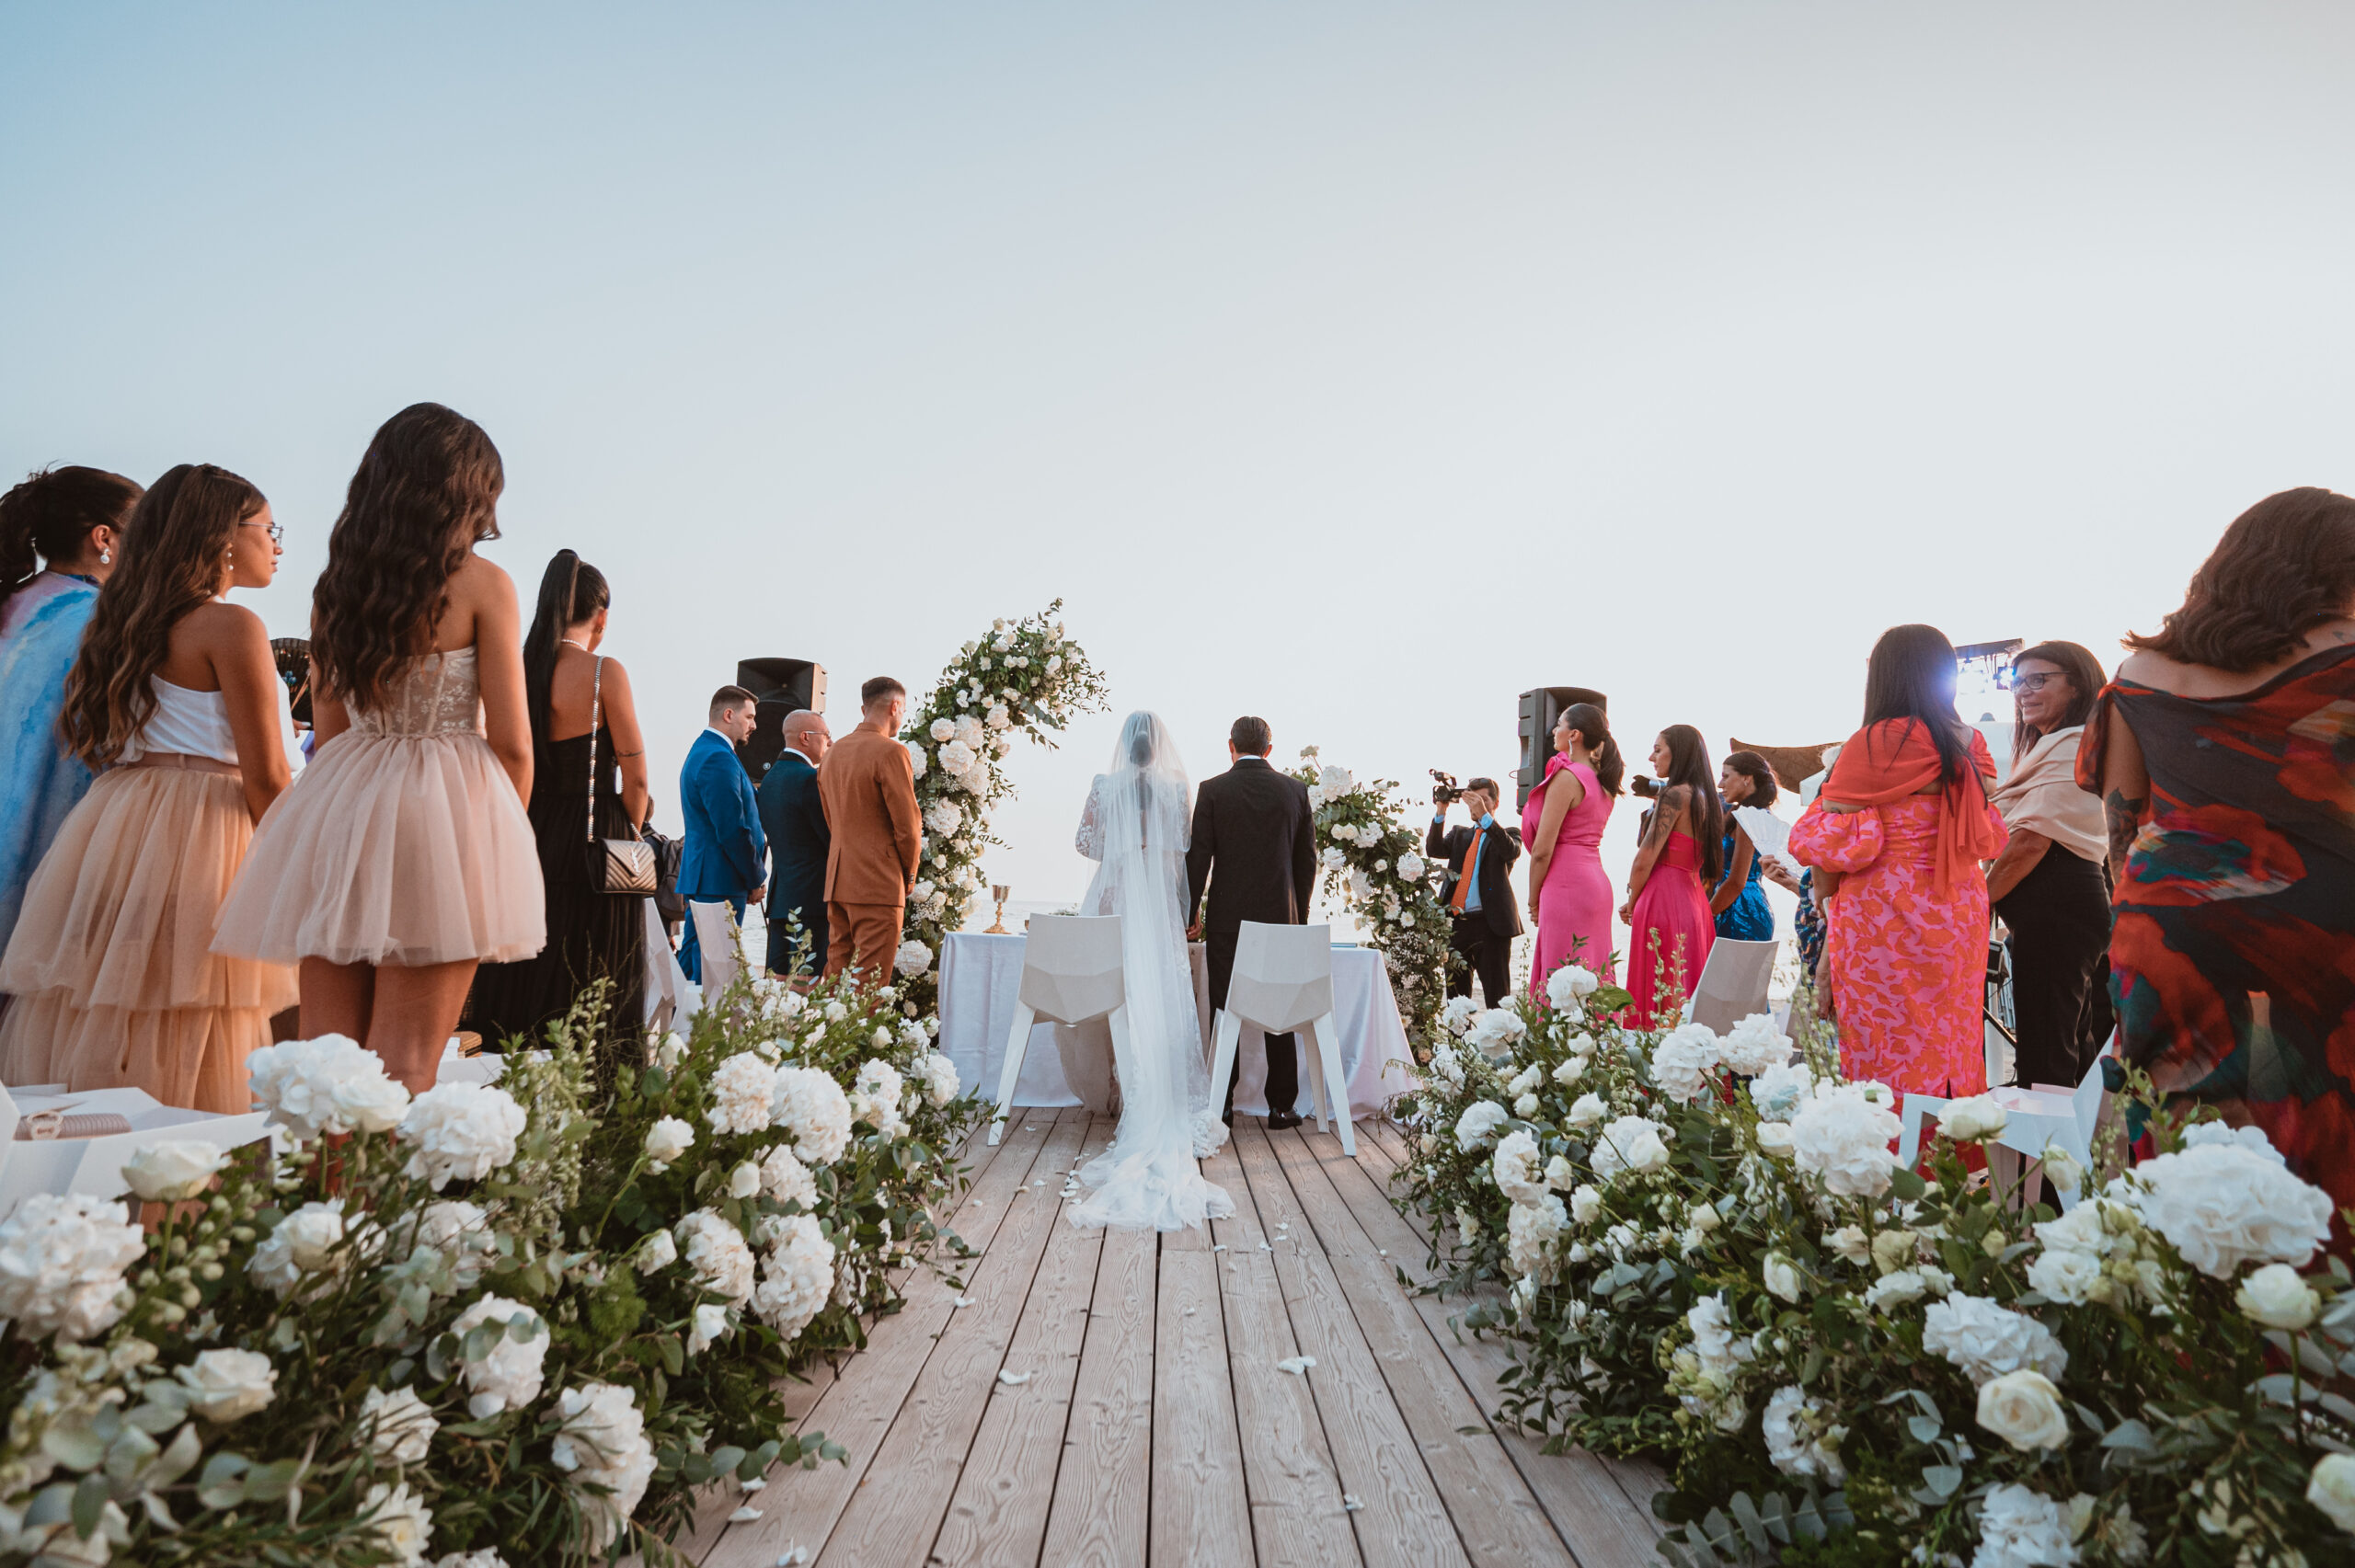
[1626,830,1714,1027]
[1522,755,1615,996]
[1787,793,2000,1097]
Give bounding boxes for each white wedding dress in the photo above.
[1066,713,1235,1231]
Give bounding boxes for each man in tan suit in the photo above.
[817,676,924,983]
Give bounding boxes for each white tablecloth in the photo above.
[936,932,1415,1120]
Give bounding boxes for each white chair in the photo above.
[991,916,1130,1145]
[687,900,742,1000]
[1681,937,1780,1034]
[1209,921,1355,1157]
[1896,1037,2112,1212]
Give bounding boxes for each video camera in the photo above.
[1430,769,1464,807]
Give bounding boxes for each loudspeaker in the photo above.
[735,658,828,783]
[1516,687,1607,810]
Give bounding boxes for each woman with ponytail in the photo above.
[469,549,650,1078]
[0,466,143,953]
[0,465,296,1110]
[1522,702,1621,998]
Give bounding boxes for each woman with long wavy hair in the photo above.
[468,549,650,1079]
[1618,724,1723,1025]
[0,465,143,956]
[0,464,297,1110]
[1788,624,2006,1096]
[2083,488,2355,1243]
[215,403,542,1091]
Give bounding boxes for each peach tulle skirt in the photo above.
[0,765,296,1112]
[213,729,545,969]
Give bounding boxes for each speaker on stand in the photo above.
[733,658,828,784]
[1515,686,1608,812]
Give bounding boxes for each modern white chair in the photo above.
[1682,937,1780,1034]
[1209,921,1355,1156]
[1896,1036,2112,1212]
[991,916,1130,1145]
[687,900,742,1000]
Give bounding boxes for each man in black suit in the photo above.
[1428,776,1522,1008]
[1185,715,1317,1128]
[756,709,833,979]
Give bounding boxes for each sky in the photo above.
[6,2,2354,935]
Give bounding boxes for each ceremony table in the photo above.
[936,931,1416,1120]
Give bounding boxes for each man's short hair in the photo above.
[781,707,823,738]
[709,684,756,719]
[1230,715,1271,756]
[1466,776,1499,797]
[860,676,906,708]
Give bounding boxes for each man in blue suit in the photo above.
[755,707,833,979]
[677,685,767,984]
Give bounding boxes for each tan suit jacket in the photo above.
[818,724,923,905]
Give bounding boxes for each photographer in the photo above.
[1428,775,1522,1007]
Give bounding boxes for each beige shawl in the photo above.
[1992,726,2105,864]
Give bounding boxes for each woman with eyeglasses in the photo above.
[1984,642,2112,1089]
[0,465,297,1110]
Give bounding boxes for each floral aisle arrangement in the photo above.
[890,601,1109,1013]
[0,967,986,1567]
[1288,749,1455,1060]
[1390,970,2355,1567]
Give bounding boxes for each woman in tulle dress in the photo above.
[0,464,297,1111]
[214,404,542,1091]
[1618,725,1723,1026]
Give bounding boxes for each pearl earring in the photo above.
[98,549,110,565]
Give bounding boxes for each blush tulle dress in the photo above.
[1626,830,1715,1027]
[214,648,545,969]
[1522,754,1616,996]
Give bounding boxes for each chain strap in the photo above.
[586,656,603,844]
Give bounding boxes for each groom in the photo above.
[1186,715,1316,1128]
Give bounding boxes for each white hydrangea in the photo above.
[1922,1294,2068,1386]
[550,1381,658,1551]
[911,1051,959,1106]
[924,800,965,837]
[1505,1195,1567,1281]
[1672,1292,1752,1432]
[953,714,985,750]
[708,1052,780,1137]
[247,1034,408,1140]
[249,1198,350,1299]
[1317,764,1354,796]
[1762,1384,1845,1482]
[1453,1101,1509,1150]
[644,1116,695,1171]
[894,940,936,979]
[752,1213,838,1340]
[361,1384,439,1465]
[851,1059,909,1138]
[1545,964,1599,1009]
[985,704,1012,730]
[1747,1059,1814,1122]
[1648,1024,1721,1104]
[448,1296,549,1419]
[1569,1185,1603,1225]
[2131,1137,2334,1278]
[675,1208,756,1306]
[938,739,977,775]
[1396,851,1425,881]
[1464,1009,1526,1058]
[1717,1013,1794,1076]
[0,1193,145,1344]
[398,1082,526,1190]
[1589,1115,1671,1182]
[1439,995,1479,1036]
[1490,1130,1547,1207]
[928,717,956,742]
[1971,1483,2076,1568]
[759,1144,817,1209]
[1790,1082,1901,1197]
[772,1065,855,1165]
[906,741,927,780]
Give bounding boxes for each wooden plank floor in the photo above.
[686,1108,1661,1568]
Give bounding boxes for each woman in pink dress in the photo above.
[1522,702,1621,997]
[1618,725,1722,1027]
[1787,624,2006,1097]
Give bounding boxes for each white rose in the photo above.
[1824,1226,1872,1265]
[689,1301,732,1355]
[176,1347,277,1422]
[248,1198,349,1298]
[1550,1055,1584,1088]
[649,1032,686,1070]
[1589,1115,1670,1181]
[1397,852,1425,880]
[362,1480,435,1566]
[1490,1131,1546,1207]
[1512,1093,1540,1118]
[396,1082,527,1190]
[1568,1185,1603,1225]
[894,939,935,979]
[2234,1263,2320,1330]
[2039,1143,2085,1195]
[676,1209,756,1306]
[1864,1269,1931,1311]
[2307,1453,2355,1533]
[549,1381,657,1551]
[1974,1369,2071,1451]
[728,1161,762,1199]
[362,1384,439,1465]
[448,1296,550,1419]
[1762,1385,1844,1482]
[1544,1155,1574,1190]
[1938,1094,2007,1142]
[121,1139,231,1202]
[1317,765,1354,796]
[331,1072,414,1135]
[2025,1245,2105,1305]
[1755,1122,1796,1159]
[1763,1252,1804,1303]
[1544,965,1600,1009]
[1567,1093,1607,1130]
[644,1116,695,1169]
[1747,1059,1814,1121]
[636,1230,677,1270]
[985,704,1011,730]
[1453,1102,1509,1149]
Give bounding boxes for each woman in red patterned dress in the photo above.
[1789,625,2007,1096]
[2082,488,2355,1241]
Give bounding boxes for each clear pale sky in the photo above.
[7,4,2352,929]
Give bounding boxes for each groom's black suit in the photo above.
[1185,754,1317,1120]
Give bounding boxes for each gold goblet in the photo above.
[986,884,1012,934]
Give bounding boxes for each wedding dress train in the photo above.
[1066,713,1234,1231]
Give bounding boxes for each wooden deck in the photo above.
[672,1108,1663,1568]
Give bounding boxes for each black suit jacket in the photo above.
[1185,757,1316,933]
[1427,817,1524,940]
[755,750,830,929]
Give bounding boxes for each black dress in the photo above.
[1993,843,2111,1090]
[470,725,646,1074]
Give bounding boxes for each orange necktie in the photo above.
[1451,827,1482,912]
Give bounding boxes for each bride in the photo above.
[1065,712,1235,1231]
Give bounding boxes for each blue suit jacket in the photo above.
[755,750,830,925]
[678,730,766,899]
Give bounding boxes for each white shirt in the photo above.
[781,745,817,769]
[703,727,734,748]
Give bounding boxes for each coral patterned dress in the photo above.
[1789,755,2005,1097]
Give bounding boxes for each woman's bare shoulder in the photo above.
[448,552,514,601]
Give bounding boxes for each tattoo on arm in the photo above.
[2104,789,2145,881]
